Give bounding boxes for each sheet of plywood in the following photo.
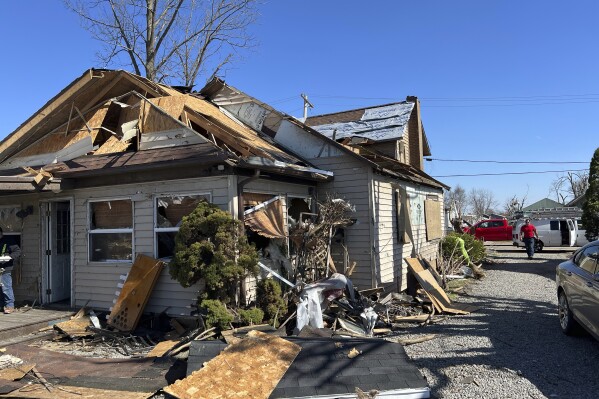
[146,339,181,358]
[164,330,300,399]
[94,135,131,155]
[405,258,477,315]
[107,255,164,332]
[140,100,183,133]
[54,317,93,338]
[0,363,34,381]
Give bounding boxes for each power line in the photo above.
[425,158,588,164]
[432,169,589,178]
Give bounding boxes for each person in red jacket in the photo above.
[519,219,539,260]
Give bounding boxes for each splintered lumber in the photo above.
[163,330,301,399]
[1,385,153,399]
[396,334,438,346]
[107,255,164,331]
[146,339,181,358]
[405,258,479,315]
[394,314,431,323]
[54,316,93,338]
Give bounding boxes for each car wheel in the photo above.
[558,291,577,334]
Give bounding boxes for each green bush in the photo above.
[238,308,264,325]
[169,200,259,302]
[441,232,486,264]
[200,299,233,330]
[256,278,287,323]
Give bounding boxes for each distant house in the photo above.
[523,198,563,211]
[201,80,449,292]
[566,193,586,208]
[0,69,331,314]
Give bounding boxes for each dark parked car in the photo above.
[556,240,599,340]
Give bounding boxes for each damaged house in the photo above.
[0,69,448,316]
[200,80,449,292]
[0,69,332,315]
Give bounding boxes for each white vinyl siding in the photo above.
[309,155,373,290]
[72,176,231,316]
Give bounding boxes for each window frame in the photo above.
[88,197,134,263]
[153,192,211,260]
[575,245,599,275]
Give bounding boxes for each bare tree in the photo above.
[503,194,526,216]
[550,171,589,204]
[65,0,258,85]
[444,184,468,220]
[469,188,497,218]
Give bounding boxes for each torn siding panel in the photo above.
[275,119,345,159]
[139,128,205,150]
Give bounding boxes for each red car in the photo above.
[464,219,512,241]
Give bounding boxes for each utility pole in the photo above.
[301,93,314,120]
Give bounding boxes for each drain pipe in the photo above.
[237,170,260,220]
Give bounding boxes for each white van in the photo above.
[512,218,577,251]
[574,218,589,246]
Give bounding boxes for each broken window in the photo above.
[155,194,210,259]
[89,199,133,262]
[0,207,22,233]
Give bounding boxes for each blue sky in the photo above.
[1,1,597,210]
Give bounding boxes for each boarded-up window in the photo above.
[89,199,133,262]
[155,194,211,259]
[425,200,442,241]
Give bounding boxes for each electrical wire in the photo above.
[432,169,589,178]
[425,158,588,164]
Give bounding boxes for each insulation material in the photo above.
[163,330,300,399]
[107,254,164,331]
[424,200,442,240]
[94,135,131,155]
[244,197,287,238]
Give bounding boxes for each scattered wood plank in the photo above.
[405,258,479,315]
[146,339,181,358]
[0,363,35,381]
[396,334,438,346]
[163,330,300,399]
[107,255,164,332]
[53,316,93,338]
[394,314,431,323]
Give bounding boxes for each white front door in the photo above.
[42,201,72,303]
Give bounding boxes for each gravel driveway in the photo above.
[403,242,599,399]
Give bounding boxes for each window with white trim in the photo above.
[89,199,133,262]
[155,194,210,259]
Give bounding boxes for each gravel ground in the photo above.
[402,242,599,399]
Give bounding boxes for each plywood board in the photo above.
[146,339,181,358]
[164,330,301,399]
[425,200,442,240]
[0,363,34,381]
[94,135,131,155]
[140,101,183,133]
[54,316,93,338]
[405,258,477,315]
[107,255,164,331]
[149,95,188,120]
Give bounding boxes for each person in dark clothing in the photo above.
[519,219,539,260]
[0,227,21,314]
